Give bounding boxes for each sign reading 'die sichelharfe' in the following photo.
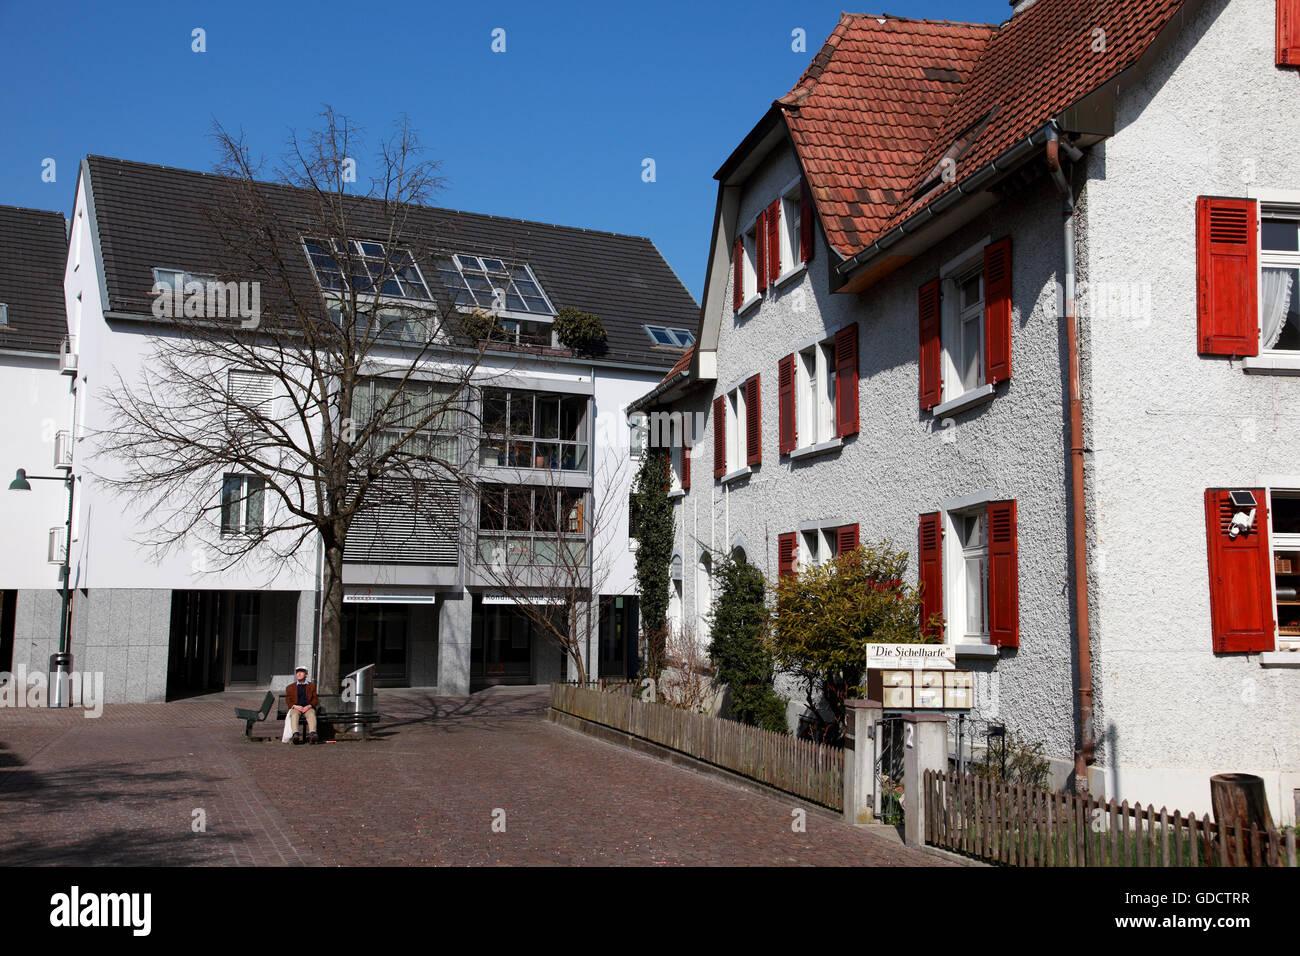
[865,643,956,670]
[49,886,151,936]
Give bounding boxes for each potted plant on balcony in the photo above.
[554,307,607,355]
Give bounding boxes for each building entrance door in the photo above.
[341,605,409,682]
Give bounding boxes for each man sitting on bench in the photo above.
[287,667,320,745]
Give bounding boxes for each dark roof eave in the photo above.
[834,122,1054,282]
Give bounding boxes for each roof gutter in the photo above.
[628,368,691,413]
[835,123,1055,282]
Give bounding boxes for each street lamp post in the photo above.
[8,468,75,707]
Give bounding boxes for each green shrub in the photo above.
[554,307,607,354]
[769,540,931,745]
[707,554,788,732]
[630,450,672,679]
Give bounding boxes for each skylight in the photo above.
[644,325,695,348]
[436,255,554,316]
[304,239,432,301]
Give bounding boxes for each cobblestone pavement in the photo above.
[0,690,953,866]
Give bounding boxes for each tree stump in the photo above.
[1210,773,1275,866]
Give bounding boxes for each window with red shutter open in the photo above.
[1197,197,1259,356]
[988,500,1019,647]
[918,512,943,639]
[712,396,725,479]
[834,323,859,438]
[1204,488,1274,652]
[745,374,761,466]
[919,280,942,411]
[778,354,796,455]
[733,237,743,314]
[800,179,815,263]
[778,531,797,579]
[1280,0,1300,67]
[766,199,781,287]
[983,237,1012,384]
[836,523,859,555]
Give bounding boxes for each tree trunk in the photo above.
[1210,773,1275,865]
[318,540,345,693]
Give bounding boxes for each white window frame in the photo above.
[795,338,837,449]
[939,490,1000,649]
[1258,205,1300,356]
[737,217,762,314]
[221,473,265,538]
[1265,486,1300,652]
[798,527,839,572]
[725,385,746,475]
[776,177,806,286]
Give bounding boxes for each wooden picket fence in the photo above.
[924,769,1298,867]
[550,683,843,810]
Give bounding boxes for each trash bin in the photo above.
[343,664,375,734]
[50,652,74,708]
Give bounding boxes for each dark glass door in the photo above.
[341,605,409,682]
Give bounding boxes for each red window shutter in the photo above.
[1197,197,1259,356]
[745,374,761,467]
[778,531,797,579]
[681,442,690,491]
[988,500,1019,648]
[918,512,943,639]
[1204,489,1274,652]
[733,237,744,314]
[918,279,942,412]
[754,210,766,298]
[800,179,815,263]
[836,523,859,555]
[834,323,859,438]
[1279,0,1300,67]
[778,354,796,455]
[983,237,1012,384]
[766,199,781,286]
[712,395,726,478]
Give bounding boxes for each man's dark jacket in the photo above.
[286,681,319,709]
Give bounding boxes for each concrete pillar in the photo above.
[844,699,883,825]
[902,712,948,846]
[437,589,473,696]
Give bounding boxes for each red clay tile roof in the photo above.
[782,1,1188,256]
[660,345,694,383]
[781,14,995,258]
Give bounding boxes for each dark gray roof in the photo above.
[0,205,68,354]
[84,155,698,368]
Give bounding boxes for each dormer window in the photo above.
[303,239,432,301]
[644,326,695,348]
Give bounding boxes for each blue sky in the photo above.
[0,0,1010,300]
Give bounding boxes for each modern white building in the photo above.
[38,155,697,702]
[0,205,73,684]
[632,0,1300,823]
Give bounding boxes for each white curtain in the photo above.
[1261,267,1295,351]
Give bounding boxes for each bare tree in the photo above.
[472,443,629,685]
[94,109,516,692]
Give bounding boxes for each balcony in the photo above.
[59,335,78,375]
[54,430,72,469]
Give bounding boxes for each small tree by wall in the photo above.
[708,554,787,732]
[769,541,931,745]
[630,450,672,680]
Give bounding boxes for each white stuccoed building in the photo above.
[39,155,697,703]
[632,0,1300,823]
[0,205,74,684]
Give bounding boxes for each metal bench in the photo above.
[277,692,381,741]
[234,691,276,739]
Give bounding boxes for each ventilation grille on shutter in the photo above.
[345,476,459,565]
[1209,207,1249,245]
[990,505,1014,543]
[919,516,941,551]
